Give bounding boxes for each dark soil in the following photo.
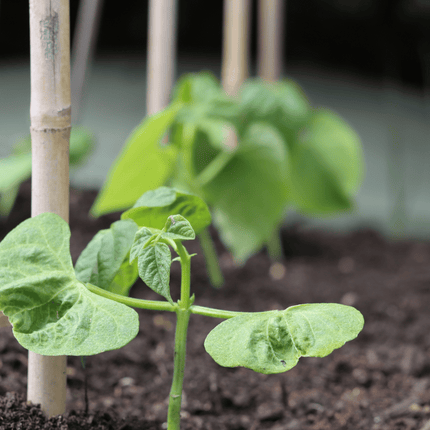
[1,180,430,430]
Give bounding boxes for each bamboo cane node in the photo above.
[31,109,71,130]
[30,126,71,133]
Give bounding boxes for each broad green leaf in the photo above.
[238,79,310,141]
[298,109,363,195]
[163,214,195,241]
[190,127,222,177]
[289,109,363,214]
[191,117,232,152]
[172,72,224,105]
[11,135,31,155]
[0,213,139,356]
[74,219,138,293]
[289,144,352,214]
[69,127,95,165]
[204,303,364,374]
[172,72,241,150]
[122,186,211,235]
[135,242,173,304]
[203,123,290,263]
[0,153,32,190]
[0,185,20,217]
[109,257,139,296]
[90,103,182,216]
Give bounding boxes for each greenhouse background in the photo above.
[0,0,429,238]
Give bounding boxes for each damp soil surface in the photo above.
[1,181,430,430]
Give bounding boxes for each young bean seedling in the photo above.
[0,187,364,429]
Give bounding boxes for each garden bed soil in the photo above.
[1,181,430,429]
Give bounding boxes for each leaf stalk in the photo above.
[197,228,224,288]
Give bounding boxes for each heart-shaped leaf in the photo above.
[135,242,173,304]
[203,123,290,263]
[91,103,182,216]
[238,79,310,141]
[0,213,139,356]
[289,109,363,214]
[130,227,155,263]
[204,303,364,374]
[163,214,195,241]
[75,219,138,294]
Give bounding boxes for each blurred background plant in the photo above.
[0,127,94,218]
[90,71,363,286]
[0,0,429,262]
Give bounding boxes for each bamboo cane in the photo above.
[28,0,71,416]
[71,0,104,124]
[221,0,251,97]
[257,0,285,81]
[146,0,178,116]
[257,0,286,261]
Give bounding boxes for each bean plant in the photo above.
[0,187,364,429]
[90,72,363,287]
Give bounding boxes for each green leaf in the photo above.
[238,79,310,140]
[11,135,31,155]
[163,214,195,241]
[172,72,241,149]
[130,227,155,263]
[135,241,173,304]
[122,186,211,235]
[203,123,290,263]
[172,72,224,105]
[289,109,363,214]
[0,185,20,217]
[204,303,364,374]
[0,213,139,356]
[90,103,182,216]
[74,219,138,294]
[0,153,32,191]
[109,257,139,296]
[69,127,95,165]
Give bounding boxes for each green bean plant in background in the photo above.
[0,186,364,430]
[90,72,364,287]
[0,127,94,218]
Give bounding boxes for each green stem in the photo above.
[167,240,193,429]
[176,241,192,308]
[190,305,246,319]
[85,283,177,312]
[195,150,234,187]
[198,228,224,288]
[266,228,283,261]
[167,308,191,430]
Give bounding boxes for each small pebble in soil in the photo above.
[269,262,286,280]
[341,291,358,306]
